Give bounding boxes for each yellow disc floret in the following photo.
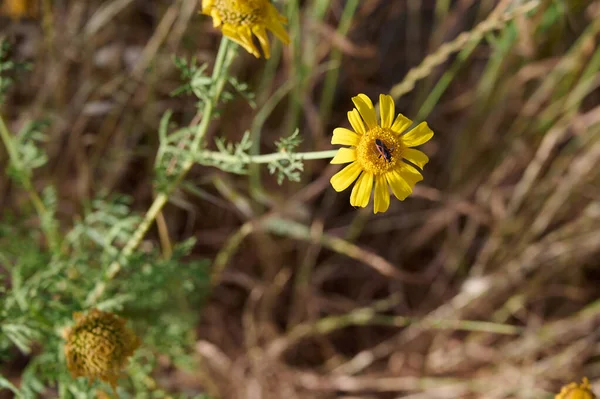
[355,126,406,176]
[64,309,140,389]
[210,0,265,25]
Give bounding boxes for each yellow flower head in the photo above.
[330,93,434,213]
[556,378,596,399]
[64,309,140,389]
[1,0,38,19]
[201,0,290,59]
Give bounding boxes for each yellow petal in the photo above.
[222,25,259,57]
[401,122,434,147]
[253,26,271,59]
[397,163,423,187]
[239,26,260,56]
[347,109,366,135]
[402,148,429,169]
[356,93,374,108]
[330,148,356,164]
[350,172,373,208]
[202,0,215,14]
[266,6,290,44]
[351,94,377,130]
[391,113,412,134]
[379,94,395,129]
[330,161,362,192]
[210,10,222,27]
[332,127,360,146]
[386,169,413,200]
[373,175,390,214]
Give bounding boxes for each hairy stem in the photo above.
[0,115,58,249]
[86,38,234,306]
[202,149,339,166]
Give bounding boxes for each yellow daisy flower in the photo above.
[330,93,434,214]
[201,0,290,59]
[556,377,596,399]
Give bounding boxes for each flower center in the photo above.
[213,0,266,25]
[356,126,405,176]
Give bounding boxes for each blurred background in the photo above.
[1,0,600,398]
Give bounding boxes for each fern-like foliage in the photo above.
[268,128,304,185]
[1,192,211,397]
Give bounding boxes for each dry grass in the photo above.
[2,0,600,398]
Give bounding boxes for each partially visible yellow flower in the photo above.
[330,93,434,214]
[64,309,140,389]
[556,378,596,399]
[201,0,290,59]
[0,0,38,19]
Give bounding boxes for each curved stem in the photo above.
[0,115,58,250]
[85,38,235,306]
[319,0,360,122]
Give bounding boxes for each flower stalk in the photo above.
[0,114,58,250]
[200,149,339,165]
[86,38,235,306]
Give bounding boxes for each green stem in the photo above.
[0,115,58,249]
[0,116,22,169]
[85,39,235,306]
[269,304,521,357]
[248,74,298,202]
[286,0,303,137]
[191,38,233,151]
[205,149,338,165]
[319,0,360,123]
[249,61,339,201]
[388,0,540,101]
